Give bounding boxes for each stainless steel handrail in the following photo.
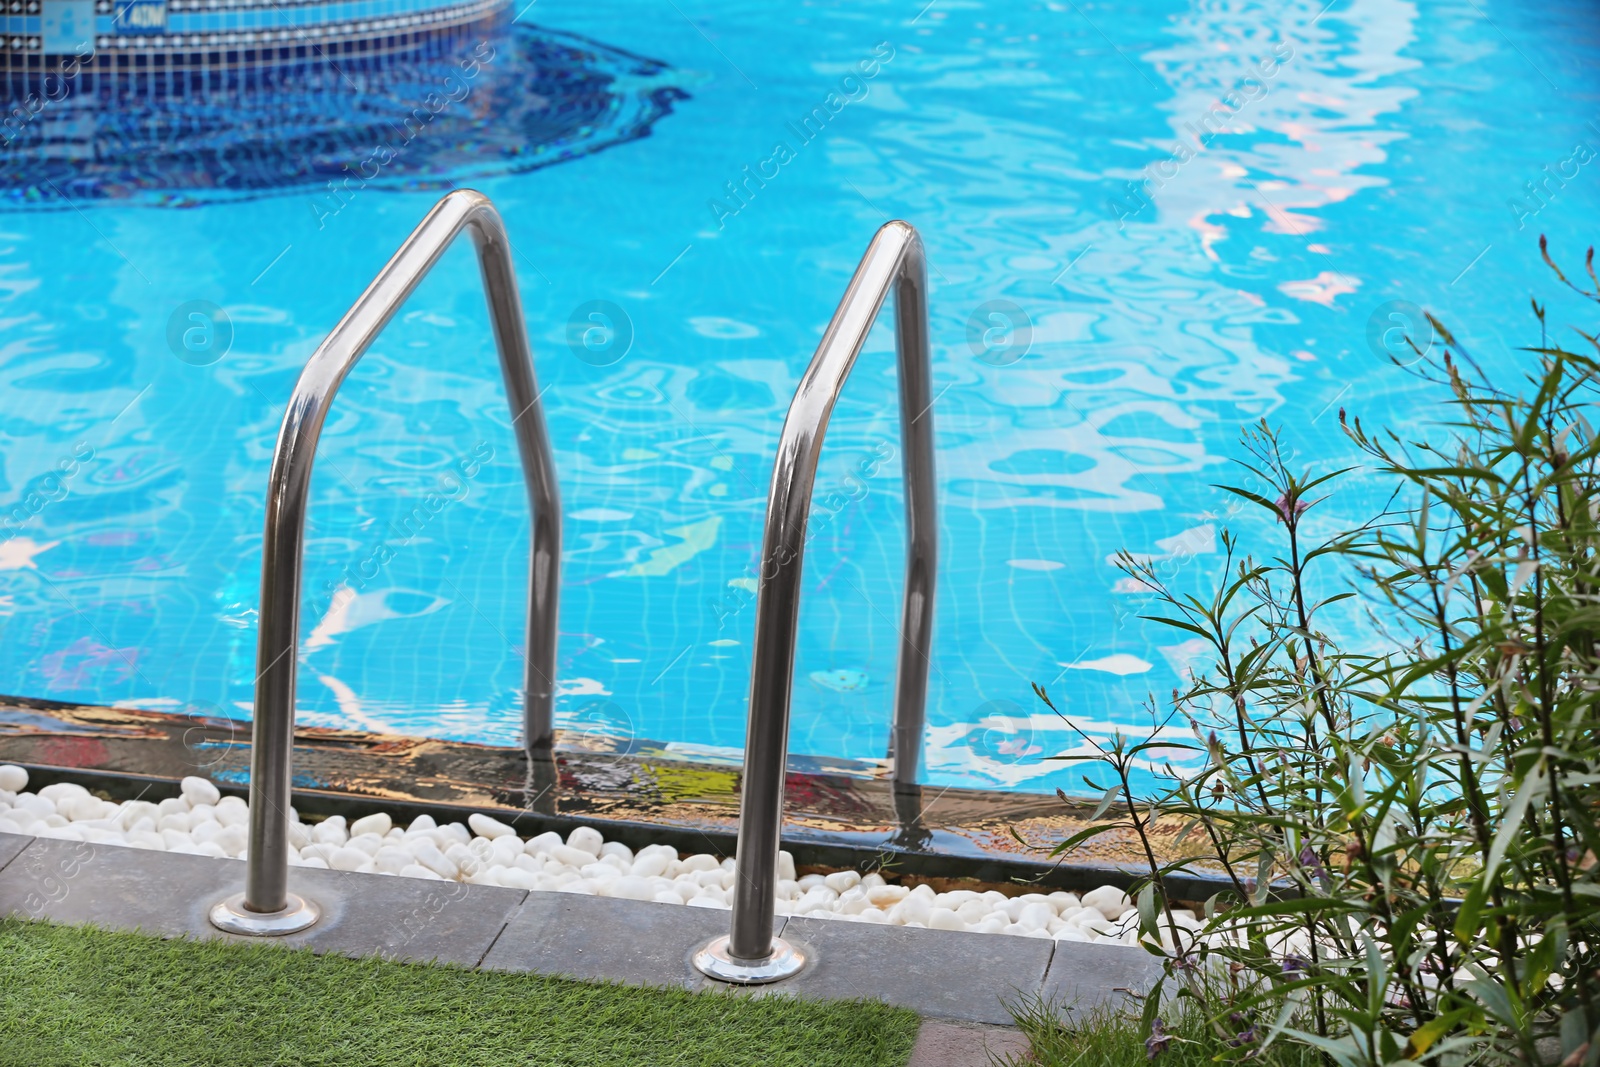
[209,189,562,936]
[693,220,937,983]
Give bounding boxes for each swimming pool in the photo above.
[1,0,1597,795]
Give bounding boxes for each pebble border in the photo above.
[0,766,1201,946]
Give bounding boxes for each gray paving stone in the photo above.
[482,892,759,990]
[908,1020,1031,1067]
[776,916,1054,1025]
[1039,940,1164,1015]
[0,832,32,875]
[0,836,526,966]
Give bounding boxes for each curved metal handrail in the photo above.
[694,220,937,982]
[210,189,561,935]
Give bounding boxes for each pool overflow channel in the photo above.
[208,190,940,986]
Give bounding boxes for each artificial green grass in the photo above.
[0,918,920,1067]
[999,995,1325,1067]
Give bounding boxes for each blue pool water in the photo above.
[1,0,1598,794]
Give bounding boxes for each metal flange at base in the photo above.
[693,934,806,984]
[208,892,320,936]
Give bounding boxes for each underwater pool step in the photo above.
[0,831,1162,1027]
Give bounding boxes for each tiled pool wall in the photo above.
[2,0,508,82]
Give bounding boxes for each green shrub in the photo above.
[1032,242,1600,1066]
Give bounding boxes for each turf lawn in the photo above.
[0,918,922,1066]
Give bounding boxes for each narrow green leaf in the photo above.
[1089,783,1121,822]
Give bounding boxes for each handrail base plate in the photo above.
[692,934,806,984]
[208,891,320,936]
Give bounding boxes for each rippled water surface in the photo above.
[2,0,1598,793]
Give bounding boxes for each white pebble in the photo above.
[446,843,482,876]
[215,824,248,857]
[525,831,563,856]
[955,900,990,925]
[483,837,518,868]
[214,804,249,830]
[631,852,670,879]
[349,812,392,839]
[605,876,656,901]
[373,848,412,874]
[346,833,385,856]
[579,862,619,883]
[13,794,53,818]
[824,870,861,894]
[928,908,967,932]
[548,844,597,869]
[467,812,515,840]
[62,795,111,822]
[410,841,457,880]
[39,782,89,804]
[0,766,27,793]
[154,811,190,834]
[1082,885,1133,921]
[567,826,604,857]
[329,846,372,872]
[890,896,932,926]
[867,885,908,908]
[311,817,348,846]
[180,776,221,807]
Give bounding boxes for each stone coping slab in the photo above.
[780,914,1054,1026]
[481,891,762,990]
[0,832,1150,1030]
[0,836,526,967]
[0,831,29,876]
[1040,939,1165,1015]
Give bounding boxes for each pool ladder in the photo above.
[693,217,936,983]
[210,191,939,987]
[209,190,562,936]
